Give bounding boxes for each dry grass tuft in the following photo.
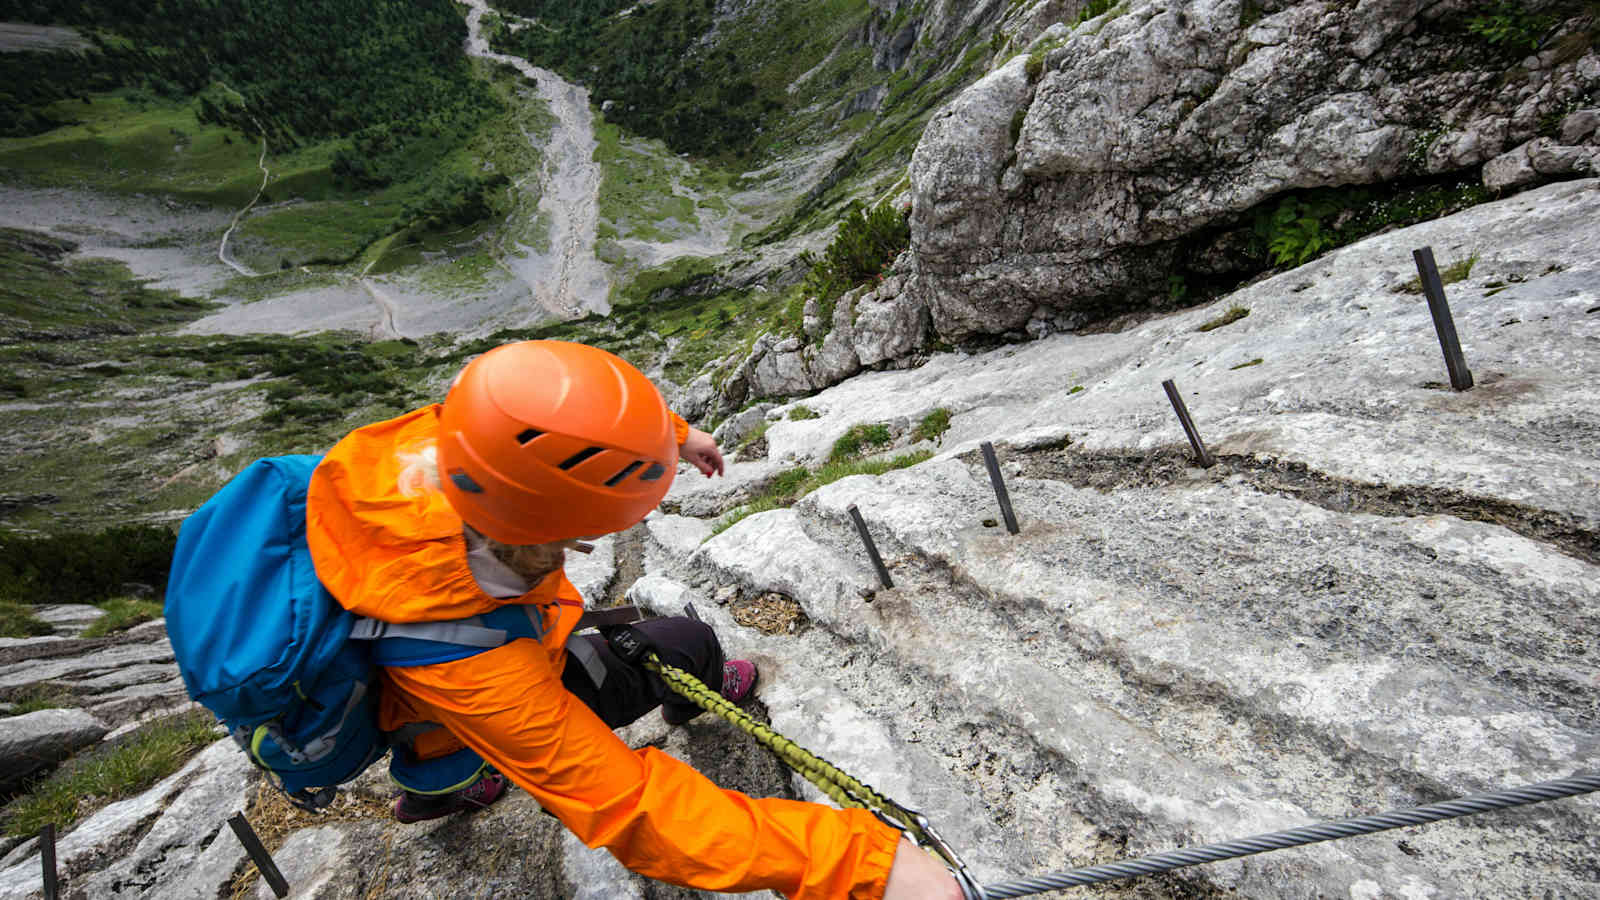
[225,771,394,899]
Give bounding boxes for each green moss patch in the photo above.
[1197,306,1249,332]
[0,600,53,639]
[710,449,934,536]
[829,422,893,462]
[79,596,165,639]
[912,407,952,444]
[1398,253,1478,294]
[3,711,220,838]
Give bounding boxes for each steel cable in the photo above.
[980,773,1600,898]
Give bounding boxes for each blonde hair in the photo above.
[396,442,442,496]
[395,440,572,584]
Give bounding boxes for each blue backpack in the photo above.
[165,455,545,809]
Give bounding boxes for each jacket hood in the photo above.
[306,405,516,623]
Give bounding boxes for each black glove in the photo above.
[599,624,656,665]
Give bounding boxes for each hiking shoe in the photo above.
[663,660,760,726]
[394,772,508,824]
[720,659,758,704]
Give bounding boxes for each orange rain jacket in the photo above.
[304,405,900,899]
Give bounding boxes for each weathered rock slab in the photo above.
[906,0,1600,341]
[0,708,107,792]
[636,179,1600,898]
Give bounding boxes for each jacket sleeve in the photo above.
[382,638,900,899]
[669,409,691,446]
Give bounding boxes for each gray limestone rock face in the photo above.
[74,738,250,900]
[905,0,1600,340]
[30,605,105,636]
[0,842,34,876]
[1561,107,1600,144]
[0,620,188,735]
[1486,136,1600,191]
[250,825,359,900]
[0,708,107,792]
[734,282,932,403]
[637,180,1600,898]
[564,533,617,603]
[0,737,228,900]
[680,372,718,422]
[851,275,930,367]
[711,402,776,451]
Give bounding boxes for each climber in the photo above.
[302,340,960,899]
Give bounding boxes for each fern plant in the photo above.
[1467,3,1557,52]
[1255,195,1341,266]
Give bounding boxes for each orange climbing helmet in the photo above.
[436,340,679,545]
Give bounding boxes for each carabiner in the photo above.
[908,811,985,899]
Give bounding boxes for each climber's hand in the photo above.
[883,838,963,900]
[679,427,725,478]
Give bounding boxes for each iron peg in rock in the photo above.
[979,441,1020,534]
[1413,246,1474,391]
[228,813,289,898]
[1162,378,1215,468]
[41,824,56,900]
[847,503,895,589]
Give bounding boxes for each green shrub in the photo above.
[0,526,177,605]
[400,172,512,230]
[912,408,952,444]
[1249,180,1492,269]
[829,423,893,462]
[797,201,910,335]
[788,405,820,421]
[1167,274,1189,303]
[3,712,219,837]
[0,369,26,399]
[1024,52,1045,83]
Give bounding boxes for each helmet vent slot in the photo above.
[515,428,544,445]
[559,447,605,470]
[449,470,485,494]
[604,461,644,487]
[638,463,667,482]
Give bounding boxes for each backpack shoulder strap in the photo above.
[349,618,512,649]
[355,603,548,667]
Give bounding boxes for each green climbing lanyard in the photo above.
[643,653,985,896]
